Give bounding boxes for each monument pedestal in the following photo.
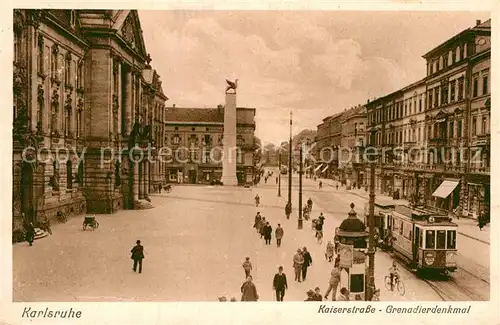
[222,91,238,186]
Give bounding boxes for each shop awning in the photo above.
[321,165,329,173]
[432,179,460,198]
[314,164,323,172]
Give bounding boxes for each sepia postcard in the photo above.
[2,1,498,325]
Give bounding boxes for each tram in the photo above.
[363,198,407,250]
[390,205,458,274]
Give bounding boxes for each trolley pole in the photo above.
[288,112,292,209]
[366,131,377,301]
[278,152,281,197]
[298,144,303,229]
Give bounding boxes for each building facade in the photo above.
[13,9,167,231]
[339,105,366,187]
[164,105,256,185]
[364,19,490,219]
[314,112,343,178]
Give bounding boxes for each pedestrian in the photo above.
[273,266,288,301]
[264,222,273,245]
[130,240,145,273]
[275,224,284,247]
[313,287,323,301]
[25,221,35,246]
[337,287,350,301]
[293,248,304,282]
[242,257,252,278]
[285,202,291,220]
[259,218,266,238]
[276,176,278,184]
[325,241,334,262]
[324,260,341,300]
[372,288,380,301]
[241,275,259,301]
[301,247,312,281]
[304,290,316,301]
[254,212,262,232]
[159,183,162,193]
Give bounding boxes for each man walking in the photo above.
[275,224,284,247]
[324,259,341,300]
[301,247,312,281]
[264,222,273,245]
[273,266,288,301]
[130,240,145,273]
[293,248,304,282]
[242,257,253,278]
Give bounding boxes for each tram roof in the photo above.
[394,205,458,226]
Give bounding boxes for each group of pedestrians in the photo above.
[253,212,284,247]
[292,247,312,282]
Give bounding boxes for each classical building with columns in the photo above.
[13,9,167,231]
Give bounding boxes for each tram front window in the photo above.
[425,230,436,249]
[447,230,456,249]
[436,230,446,249]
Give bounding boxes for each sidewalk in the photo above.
[318,178,490,245]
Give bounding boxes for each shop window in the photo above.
[447,230,456,249]
[436,230,446,249]
[425,230,436,249]
[172,134,181,145]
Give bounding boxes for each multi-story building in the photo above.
[365,19,490,219]
[314,112,343,178]
[12,9,167,231]
[164,105,256,185]
[339,105,366,187]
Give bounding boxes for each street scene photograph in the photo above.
[12,9,491,302]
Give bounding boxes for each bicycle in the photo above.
[316,231,323,244]
[385,274,405,296]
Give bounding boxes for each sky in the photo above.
[138,11,490,146]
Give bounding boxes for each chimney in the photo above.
[476,19,481,26]
[367,99,370,104]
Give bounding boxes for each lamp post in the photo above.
[287,112,292,210]
[365,129,377,301]
[298,144,303,229]
[278,152,281,197]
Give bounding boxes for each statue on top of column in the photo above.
[225,79,238,93]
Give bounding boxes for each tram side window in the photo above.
[399,221,403,235]
[425,230,436,249]
[447,230,457,249]
[436,230,446,249]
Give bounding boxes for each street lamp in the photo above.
[298,143,303,229]
[365,128,378,301]
[278,151,281,197]
[288,111,292,210]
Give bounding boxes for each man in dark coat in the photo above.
[131,240,145,273]
[25,221,35,246]
[241,276,259,301]
[301,247,312,281]
[264,222,273,245]
[273,266,288,301]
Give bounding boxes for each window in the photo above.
[65,53,71,85]
[14,33,20,63]
[37,36,44,74]
[481,116,488,134]
[443,54,448,68]
[428,90,433,109]
[419,98,422,112]
[66,160,72,189]
[458,120,462,138]
[447,230,456,249]
[473,76,479,97]
[456,46,461,62]
[450,80,456,102]
[76,107,82,138]
[434,88,439,107]
[449,121,454,138]
[458,78,464,100]
[436,230,446,249]
[482,71,489,95]
[427,125,432,140]
[429,62,434,74]
[451,49,456,63]
[172,134,181,145]
[442,84,448,105]
[425,230,436,249]
[404,103,407,116]
[472,117,477,136]
[77,61,83,88]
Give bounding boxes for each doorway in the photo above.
[20,162,34,223]
[188,170,197,184]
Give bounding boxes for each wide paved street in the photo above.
[15,170,459,302]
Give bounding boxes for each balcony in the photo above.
[472,134,490,147]
[469,165,490,175]
[427,137,447,146]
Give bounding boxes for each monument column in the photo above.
[221,80,238,186]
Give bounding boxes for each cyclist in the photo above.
[307,198,313,211]
[255,194,260,207]
[388,261,400,291]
